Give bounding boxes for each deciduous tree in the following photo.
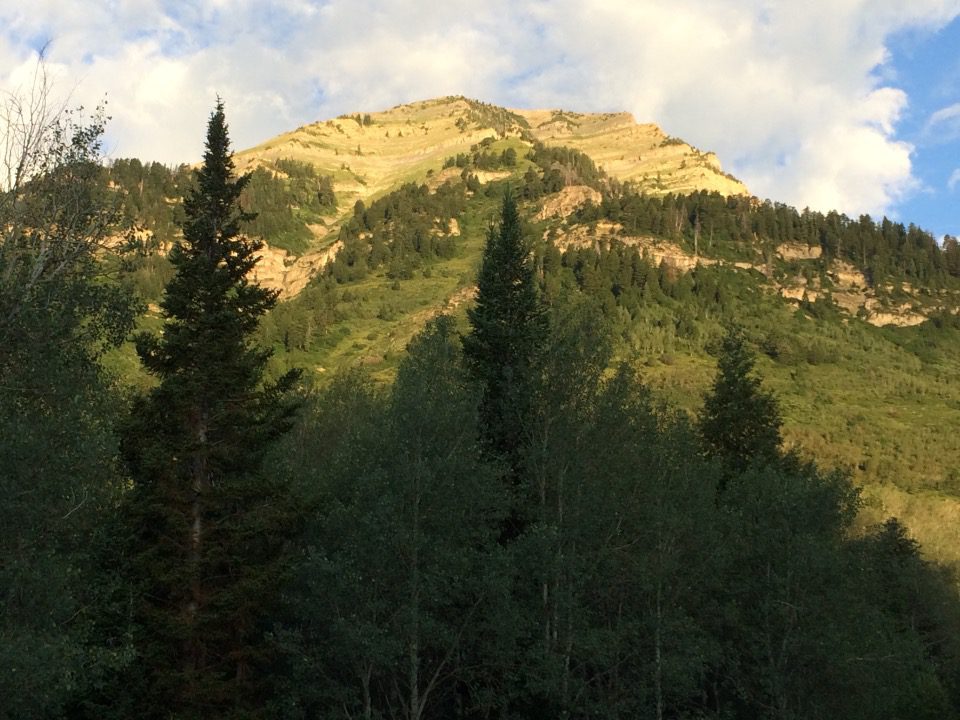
[0,58,135,720]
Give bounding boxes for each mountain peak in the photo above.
[235,96,747,208]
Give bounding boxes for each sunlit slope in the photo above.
[518,108,747,196]
[235,96,747,221]
[232,96,749,296]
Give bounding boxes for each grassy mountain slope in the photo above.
[266,222,960,572]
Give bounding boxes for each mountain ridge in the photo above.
[234,95,747,210]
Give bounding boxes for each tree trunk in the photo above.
[362,664,372,720]
[654,579,663,720]
[409,473,422,720]
[187,407,209,676]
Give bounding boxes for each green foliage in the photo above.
[276,317,506,720]
[460,97,531,136]
[567,187,959,287]
[118,101,300,718]
[0,89,137,719]
[945,235,960,276]
[257,276,340,353]
[523,143,607,195]
[14,110,960,719]
[240,167,313,253]
[241,159,336,254]
[699,326,783,473]
[443,143,519,172]
[712,462,858,717]
[328,180,465,283]
[107,155,335,256]
[463,191,548,513]
[118,251,175,303]
[264,282,960,719]
[525,218,960,503]
[107,158,192,245]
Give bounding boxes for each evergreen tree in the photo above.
[462,191,547,535]
[120,100,299,718]
[699,326,782,473]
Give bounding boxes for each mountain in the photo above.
[106,97,960,573]
[228,96,747,297]
[235,95,747,208]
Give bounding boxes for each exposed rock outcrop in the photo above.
[536,185,602,220]
[251,240,342,298]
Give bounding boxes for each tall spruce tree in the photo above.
[462,191,547,535]
[120,100,299,718]
[698,326,782,473]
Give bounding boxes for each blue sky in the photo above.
[1,0,958,239]
[886,16,960,238]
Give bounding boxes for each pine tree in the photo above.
[698,327,781,473]
[462,191,547,495]
[120,100,300,718]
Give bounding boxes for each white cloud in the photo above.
[927,102,960,142]
[930,103,960,124]
[949,168,960,192]
[1,0,959,218]
[498,0,955,217]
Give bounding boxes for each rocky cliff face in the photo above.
[250,238,343,299]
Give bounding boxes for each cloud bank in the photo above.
[2,0,959,219]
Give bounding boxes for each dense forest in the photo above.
[517,143,960,288]
[103,138,960,302]
[106,154,336,256]
[5,96,960,720]
[571,189,960,288]
[329,180,466,283]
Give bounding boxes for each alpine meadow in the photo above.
[4,79,960,720]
